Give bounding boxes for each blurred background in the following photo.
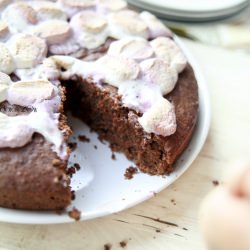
[128,0,250,52]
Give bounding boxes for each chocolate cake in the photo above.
[0,0,198,210]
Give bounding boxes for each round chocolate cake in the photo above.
[0,0,198,210]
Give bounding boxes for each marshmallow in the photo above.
[34,20,71,45]
[8,79,56,106]
[72,30,108,50]
[98,0,127,12]
[31,1,67,21]
[108,10,149,39]
[96,55,140,87]
[70,11,108,49]
[140,11,173,39]
[150,37,187,73]
[50,55,76,70]
[140,58,178,95]
[41,58,61,80]
[10,34,48,69]
[0,42,16,74]
[71,10,107,33]
[0,72,11,102]
[138,98,176,136]
[108,38,154,61]
[2,2,37,33]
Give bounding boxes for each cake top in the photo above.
[0,0,187,160]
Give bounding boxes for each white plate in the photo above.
[129,0,249,12]
[0,37,211,224]
[128,0,249,21]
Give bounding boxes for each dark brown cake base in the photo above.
[66,64,199,175]
[0,134,71,210]
[0,89,72,210]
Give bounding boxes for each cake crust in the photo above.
[0,88,72,210]
[0,134,71,210]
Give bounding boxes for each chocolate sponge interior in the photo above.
[64,63,198,175]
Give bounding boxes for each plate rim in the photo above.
[129,0,249,12]
[128,0,249,21]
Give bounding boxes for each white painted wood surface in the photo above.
[0,39,250,250]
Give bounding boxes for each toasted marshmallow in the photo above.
[31,1,67,21]
[140,58,178,95]
[0,43,16,74]
[108,38,154,61]
[108,10,149,39]
[34,20,71,45]
[150,37,187,73]
[140,12,173,39]
[96,55,140,87]
[138,98,176,136]
[71,10,107,33]
[41,58,61,80]
[0,72,12,102]
[97,0,127,12]
[50,55,76,70]
[0,21,9,39]
[70,10,108,49]
[10,34,47,69]
[8,79,56,106]
[2,2,37,33]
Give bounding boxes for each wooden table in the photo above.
[0,39,250,250]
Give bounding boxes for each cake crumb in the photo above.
[152,191,157,197]
[68,142,77,152]
[67,163,81,177]
[124,166,138,180]
[55,209,63,215]
[104,243,112,250]
[212,180,219,186]
[71,191,76,200]
[171,199,176,205]
[68,207,81,221]
[119,241,127,248]
[78,135,90,143]
[67,166,76,177]
[111,153,116,160]
[74,163,81,171]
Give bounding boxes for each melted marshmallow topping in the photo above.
[0,0,187,159]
